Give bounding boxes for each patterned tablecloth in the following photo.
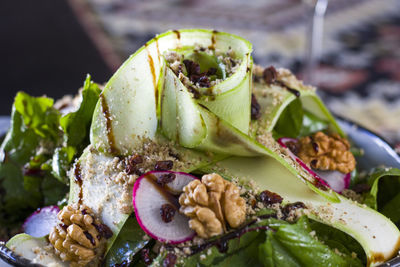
[70,0,400,146]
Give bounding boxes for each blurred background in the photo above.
[1,0,400,146]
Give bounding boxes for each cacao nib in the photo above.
[263,66,277,84]
[141,248,153,265]
[157,173,176,186]
[163,253,177,267]
[259,190,283,205]
[160,204,176,223]
[154,160,173,171]
[251,94,261,120]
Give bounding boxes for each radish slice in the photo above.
[22,206,60,237]
[133,171,196,243]
[314,170,351,193]
[278,137,350,193]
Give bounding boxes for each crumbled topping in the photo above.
[49,204,112,267]
[297,132,356,173]
[164,46,241,93]
[179,173,246,238]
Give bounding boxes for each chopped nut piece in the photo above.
[297,132,356,173]
[179,173,246,238]
[49,204,111,266]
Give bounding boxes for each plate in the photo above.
[0,116,399,267]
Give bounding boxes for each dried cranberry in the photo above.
[259,190,283,205]
[196,75,211,88]
[286,141,299,155]
[207,67,217,76]
[141,248,153,265]
[154,160,173,171]
[93,223,113,239]
[157,173,176,186]
[126,154,143,175]
[263,66,277,84]
[160,204,176,223]
[163,253,177,267]
[183,59,200,78]
[282,202,306,216]
[352,183,371,194]
[84,231,95,246]
[251,94,261,120]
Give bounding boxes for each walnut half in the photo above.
[49,204,113,267]
[179,173,246,239]
[297,131,356,174]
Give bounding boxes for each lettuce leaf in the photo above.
[273,98,303,139]
[259,217,363,267]
[105,216,150,266]
[149,216,362,267]
[0,76,101,230]
[60,75,101,150]
[299,110,329,137]
[363,168,400,225]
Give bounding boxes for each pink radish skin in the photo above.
[23,206,60,237]
[278,137,350,193]
[133,171,197,244]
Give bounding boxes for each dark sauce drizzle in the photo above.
[275,81,300,97]
[188,213,277,255]
[100,94,119,155]
[74,162,83,204]
[173,30,181,40]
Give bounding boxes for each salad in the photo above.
[1,29,400,267]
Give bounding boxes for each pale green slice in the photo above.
[91,29,252,155]
[252,74,343,136]
[6,234,68,266]
[206,155,400,266]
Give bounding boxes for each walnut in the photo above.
[179,173,246,239]
[49,204,112,267]
[297,132,356,173]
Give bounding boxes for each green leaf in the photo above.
[299,110,328,137]
[60,75,101,150]
[308,220,366,265]
[259,217,363,267]
[51,146,76,183]
[364,168,400,224]
[105,216,150,266]
[14,92,60,140]
[273,98,303,139]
